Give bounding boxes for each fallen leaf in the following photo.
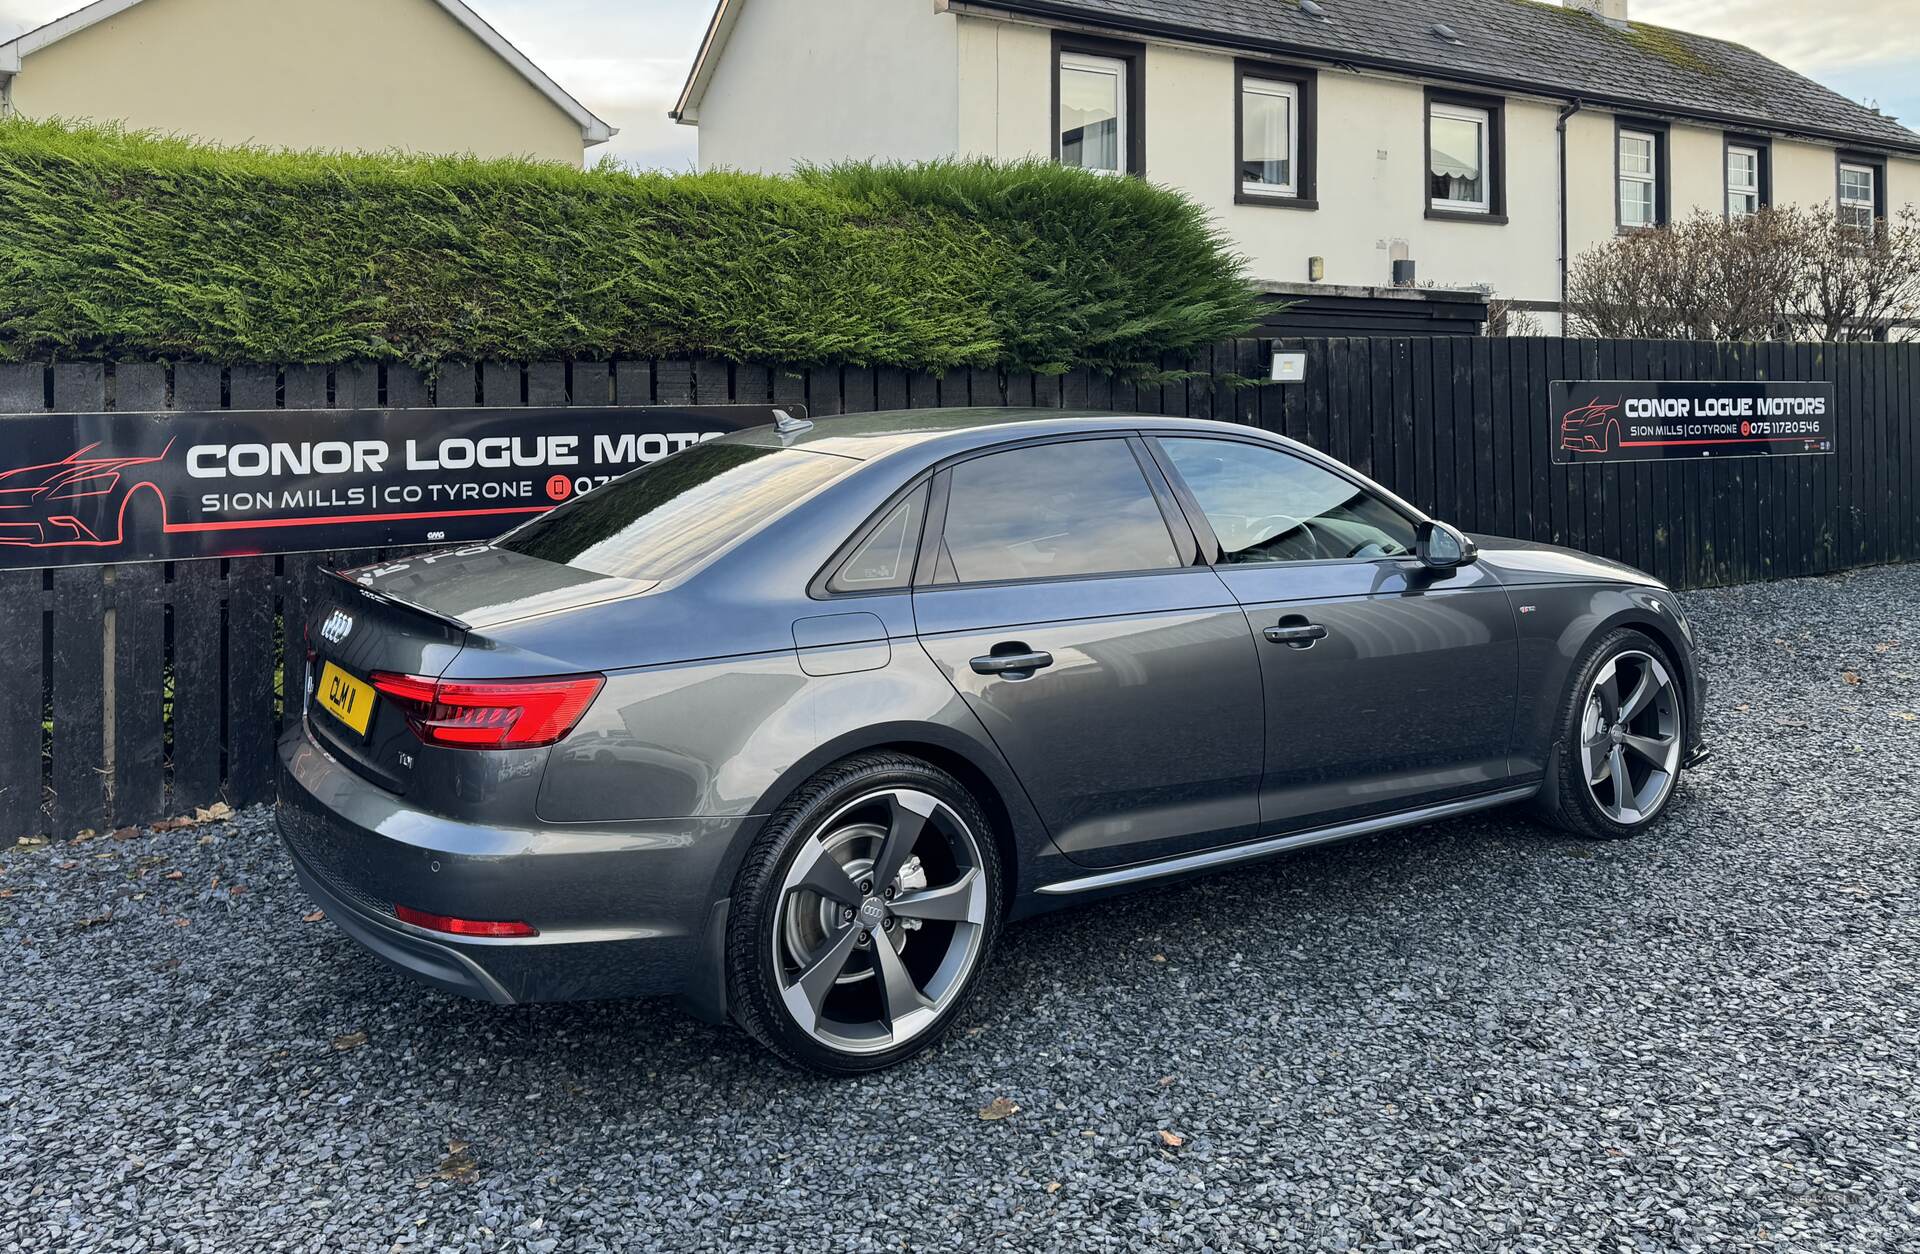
[1836,884,1874,900]
[57,860,78,870]
[0,889,13,899]
[1045,1181,1062,1194]
[228,885,247,896]
[433,1141,478,1183]
[74,912,114,929]
[303,910,326,923]
[1157,1130,1186,1148]
[1159,1075,1176,1087]
[978,1097,1020,1121]
[332,1030,369,1053]
[1894,712,1917,723]
[1875,643,1895,654]
[196,803,234,823]
[74,829,96,840]
[15,836,48,848]
[196,836,216,847]
[163,870,184,881]
[1733,703,1750,712]
[1150,954,1167,963]
[172,918,190,928]
[1843,672,1862,685]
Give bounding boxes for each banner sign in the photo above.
[1551,381,1836,464]
[0,405,793,570]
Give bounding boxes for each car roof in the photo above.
[719,407,1296,463]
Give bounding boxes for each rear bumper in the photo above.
[276,721,754,1006]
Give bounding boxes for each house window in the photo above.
[1235,63,1316,208]
[1839,161,1879,229]
[1241,78,1297,196]
[1727,145,1762,217]
[1058,52,1126,174]
[1618,127,1663,229]
[1428,103,1491,213]
[1053,35,1145,178]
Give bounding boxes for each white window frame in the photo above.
[1726,145,1761,218]
[1428,102,1491,214]
[1619,129,1660,230]
[1058,51,1128,177]
[1839,161,1878,230]
[1240,77,1300,199]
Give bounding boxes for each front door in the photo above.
[1152,435,1518,834]
[913,437,1265,869]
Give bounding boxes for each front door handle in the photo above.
[1264,622,1329,648]
[970,648,1054,677]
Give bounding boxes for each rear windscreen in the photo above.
[498,443,850,581]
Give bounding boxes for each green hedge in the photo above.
[0,122,1259,375]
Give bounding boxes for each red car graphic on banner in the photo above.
[0,442,172,549]
[1559,399,1622,455]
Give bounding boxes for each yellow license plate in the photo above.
[317,662,376,737]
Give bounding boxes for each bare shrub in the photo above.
[1566,206,1920,342]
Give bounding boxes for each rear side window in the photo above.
[499,443,849,581]
[829,484,927,593]
[934,440,1180,585]
[1159,437,1416,563]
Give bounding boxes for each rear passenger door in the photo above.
[913,437,1266,869]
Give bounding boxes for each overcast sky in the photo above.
[2,0,1916,169]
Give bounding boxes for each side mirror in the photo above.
[1415,520,1478,571]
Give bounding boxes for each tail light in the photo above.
[395,904,538,938]
[369,672,603,749]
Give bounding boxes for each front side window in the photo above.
[1619,129,1659,229]
[1159,438,1417,564]
[499,443,849,581]
[1429,103,1490,212]
[935,440,1179,585]
[1240,77,1298,197]
[1727,145,1761,217]
[1840,162,1878,230]
[1059,52,1127,174]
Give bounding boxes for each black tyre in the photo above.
[726,753,1003,1075]
[1539,628,1687,840]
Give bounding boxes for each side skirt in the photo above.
[1035,784,1541,896]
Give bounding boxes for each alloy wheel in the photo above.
[1580,649,1682,826]
[772,788,989,1055]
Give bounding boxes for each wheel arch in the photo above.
[735,719,1047,913]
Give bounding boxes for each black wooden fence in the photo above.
[1,337,1915,841]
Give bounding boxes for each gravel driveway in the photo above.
[7,564,1920,1253]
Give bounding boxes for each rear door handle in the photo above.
[970,649,1054,677]
[1264,623,1329,647]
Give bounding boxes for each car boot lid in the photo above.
[338,545,656,631]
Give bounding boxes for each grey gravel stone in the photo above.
[5,564,1919,1252]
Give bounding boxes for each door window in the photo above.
[1159,438,1417,564]
[935,440,1179,584]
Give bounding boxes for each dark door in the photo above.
[913,437,1265,869]
[1153,436,1517,833]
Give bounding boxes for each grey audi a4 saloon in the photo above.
[279,408,1707,1073]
